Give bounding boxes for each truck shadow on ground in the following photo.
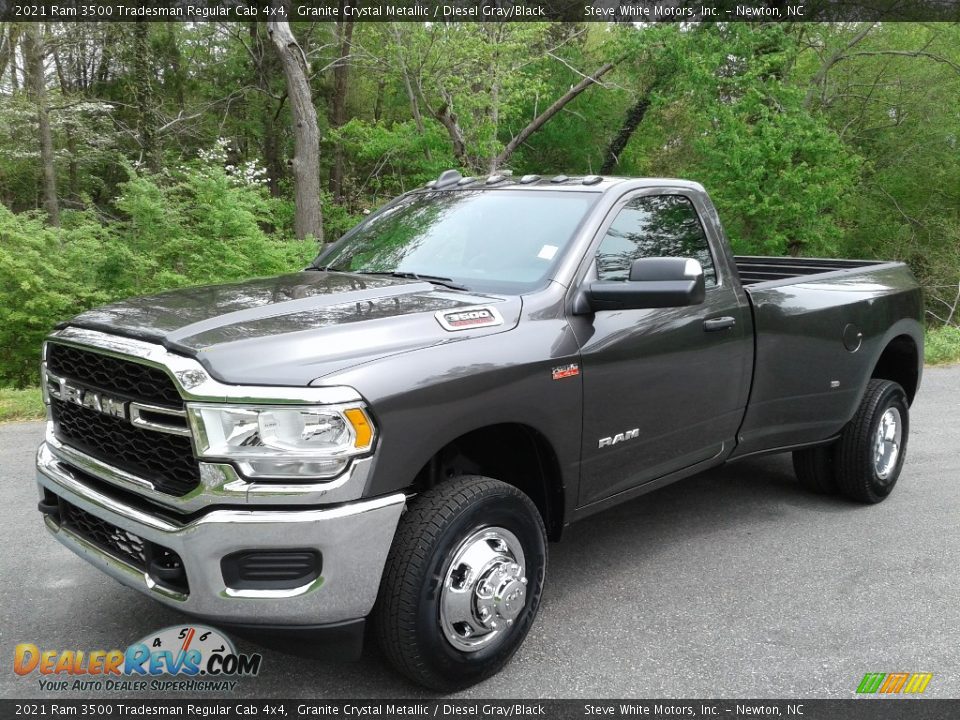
[220,452,864,698]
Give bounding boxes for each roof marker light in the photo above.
[434,169,463,188]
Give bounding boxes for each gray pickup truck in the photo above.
[35,172,923,689]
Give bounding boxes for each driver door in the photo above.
[572,191,752,507]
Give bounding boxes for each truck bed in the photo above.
[734,256,885,286]
[730,258,922,459]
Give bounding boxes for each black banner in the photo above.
[3,700,960,719]
[1,0,959,23]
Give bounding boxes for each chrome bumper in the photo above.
[36,442,405,625]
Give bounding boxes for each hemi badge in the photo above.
[552,363,579,380]
[436,306,504,331]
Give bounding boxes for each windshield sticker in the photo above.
[537,244,559,260]
[436,306,504,331]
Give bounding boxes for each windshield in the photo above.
[317,189,598,293]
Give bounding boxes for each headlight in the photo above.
[187,404,375,480]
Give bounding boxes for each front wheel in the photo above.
[374,475,547,691]
[835,379,910,504]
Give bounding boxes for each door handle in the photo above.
[704,316,736,332]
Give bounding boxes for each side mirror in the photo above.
[586,257,706,311]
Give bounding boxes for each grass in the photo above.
[0,329,956,424]
[0,387,45,423]
[925,325,960,366]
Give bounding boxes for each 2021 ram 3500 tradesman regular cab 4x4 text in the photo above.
[35,172,923,689]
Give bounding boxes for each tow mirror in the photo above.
[586,257,706,311]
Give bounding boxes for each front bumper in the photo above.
[36,442,405,626]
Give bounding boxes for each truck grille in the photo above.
[47,343,183,408]
[61,497,149,569]
[46,342,201,497]
[55,493,189,595]
[51,399,200,497]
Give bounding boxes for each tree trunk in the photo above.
[401,67,432,162]
[490,62,615,171]
[373,78,386,122]
[329,8,354,202]
[52,44,80,201]
[23,25,59,226]
[600,94,653,174]
[433,97,469,167]
[95,25,113,86]
[132,21,159,171]
[166,22,186,114]
[1,24,21,89]
[0,26,11,85]
[267,15,323,243]
[390,24,431,162]
[249,22,283,196]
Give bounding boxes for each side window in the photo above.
[595,194,717,286]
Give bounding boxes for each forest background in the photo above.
[0,19,958,418]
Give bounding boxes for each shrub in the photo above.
[0,158,316,387]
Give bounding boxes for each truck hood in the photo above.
[63,271,520,386]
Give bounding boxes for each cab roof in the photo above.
[418,169,705,194]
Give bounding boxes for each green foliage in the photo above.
[695,86,859,256]
[2,20,960,387]
[0,206,109,387]
[925,326,960,366]
[0,155,315,387]
[112,161,312,293]
[333,119,456,204]
[815,23,960,310]
[0,387,45,423]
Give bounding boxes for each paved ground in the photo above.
[2,366,958,700]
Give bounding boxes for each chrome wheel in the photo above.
[874,407,902,481]
[439,527,527,653]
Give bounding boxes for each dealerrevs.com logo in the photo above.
[14,625,262,693]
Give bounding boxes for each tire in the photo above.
[374,475,547,691]
[835,379,910,504]
[792,445,838,495]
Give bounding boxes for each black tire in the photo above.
[835,379,910,504]
[792,445,838,495]
[374,475,547,691]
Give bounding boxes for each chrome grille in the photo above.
[46,342,201,497]
[47,343,183,408]
[51,398,200,497]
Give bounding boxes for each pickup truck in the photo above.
[34,172,923,690]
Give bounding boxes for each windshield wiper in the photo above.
[350,270,470,292]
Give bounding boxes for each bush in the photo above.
[0,207,109,387]
[0,158,317,388]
